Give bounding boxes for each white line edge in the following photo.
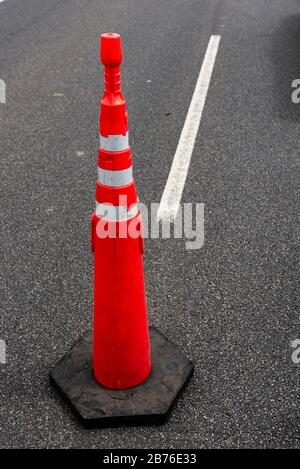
[157,35,221,221]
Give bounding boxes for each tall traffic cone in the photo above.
[50,33,194,428]
[91,32,151,390]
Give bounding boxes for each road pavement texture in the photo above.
[0,0,299,448]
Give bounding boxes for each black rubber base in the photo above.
[50,326,194,428]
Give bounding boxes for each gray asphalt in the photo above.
[0,0,299,449]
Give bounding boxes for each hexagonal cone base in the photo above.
[50,326,194,428]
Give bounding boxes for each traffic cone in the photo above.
[50,33,194,428]
[91,32,151,390]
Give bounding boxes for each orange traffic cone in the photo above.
[50,33,194,428]
[91,33,151,390]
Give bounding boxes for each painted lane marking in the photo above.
[157,35,221,221]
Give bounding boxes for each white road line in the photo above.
[0,1,6,3]
[157,35,221,221]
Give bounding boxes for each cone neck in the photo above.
[104,66,121,94]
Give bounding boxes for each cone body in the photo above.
[92,33,151,389]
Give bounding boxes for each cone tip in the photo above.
[100,32,122,67]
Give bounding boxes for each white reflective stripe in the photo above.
[95,202,138,221]
[98,167,133,187]
[100,132,129,152]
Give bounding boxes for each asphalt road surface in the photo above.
[0,0,299,449]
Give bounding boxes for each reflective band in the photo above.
[100,132,129,152]
[95,202,138,221]
[98,167,133,187]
